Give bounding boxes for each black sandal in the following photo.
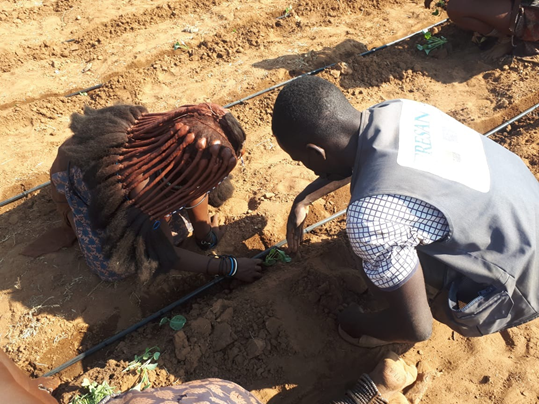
[196,229,218,251]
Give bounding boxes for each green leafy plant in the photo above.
[70,378,117,404]
[159,314,187,331]
[263,248,292,266]
[123,346,160,391]
[417,31,448,55]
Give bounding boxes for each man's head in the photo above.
[271,75,361,179]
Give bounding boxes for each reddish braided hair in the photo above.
[62,103,246,281]
[100,103,243,222]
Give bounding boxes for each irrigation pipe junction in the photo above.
[1,19,449,209]
[0,20,536,376]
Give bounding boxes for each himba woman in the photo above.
[45,103,262,283]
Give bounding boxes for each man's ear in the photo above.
[306,143,327,160]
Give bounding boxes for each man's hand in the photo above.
[234,258,263,282]
[285,176,350,253]
[286,201,310,253]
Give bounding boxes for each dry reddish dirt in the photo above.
[1,0,539,403]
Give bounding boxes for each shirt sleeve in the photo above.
[346,194,449,291]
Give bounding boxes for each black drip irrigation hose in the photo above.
[0,20,449,209]
[0,182,52,208]
[42,276,223,377]
[60,19,447,104]
[41,209,346,377]
[223,19,448,109]
[484,102,539,138]
[65,84,104,98]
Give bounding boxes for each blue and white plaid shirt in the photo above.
[346,194,449,291]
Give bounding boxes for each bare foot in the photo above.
[20,226,77,257]
[369,351,418,402]
[31,376,61,392]
[482,37,513,61]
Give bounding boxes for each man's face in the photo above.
[278,139,351,180]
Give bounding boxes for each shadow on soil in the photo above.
[0,186,267,376]
[2,187,415,404]
[253,24,506,88]
[54,228,415,404]
[253,38,369,76]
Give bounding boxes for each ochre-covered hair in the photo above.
[62,103,246,282]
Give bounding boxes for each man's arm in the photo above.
[338,263,433,343]
[295,176,351,206]
[287,176,351,252]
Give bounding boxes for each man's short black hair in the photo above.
[271,75,356,149]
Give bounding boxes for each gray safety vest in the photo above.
[350,99,539,337]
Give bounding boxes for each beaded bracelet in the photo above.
[331,374,388,404]
[227,256,238,278]
[208,255,238,278]
[346,374,388,404]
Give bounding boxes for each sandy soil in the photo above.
[1,0,539,403]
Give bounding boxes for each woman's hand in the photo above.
[234,258,263,282]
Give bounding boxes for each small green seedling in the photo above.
[417,31,448,55]
[78,91,88,96]
[432,0,446,15]
[277,5,292,19]
[123,346,160,391]
[159,314,187,331]
[70,378,117,404]
[173,41,189,51]
[263,248,292,266]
